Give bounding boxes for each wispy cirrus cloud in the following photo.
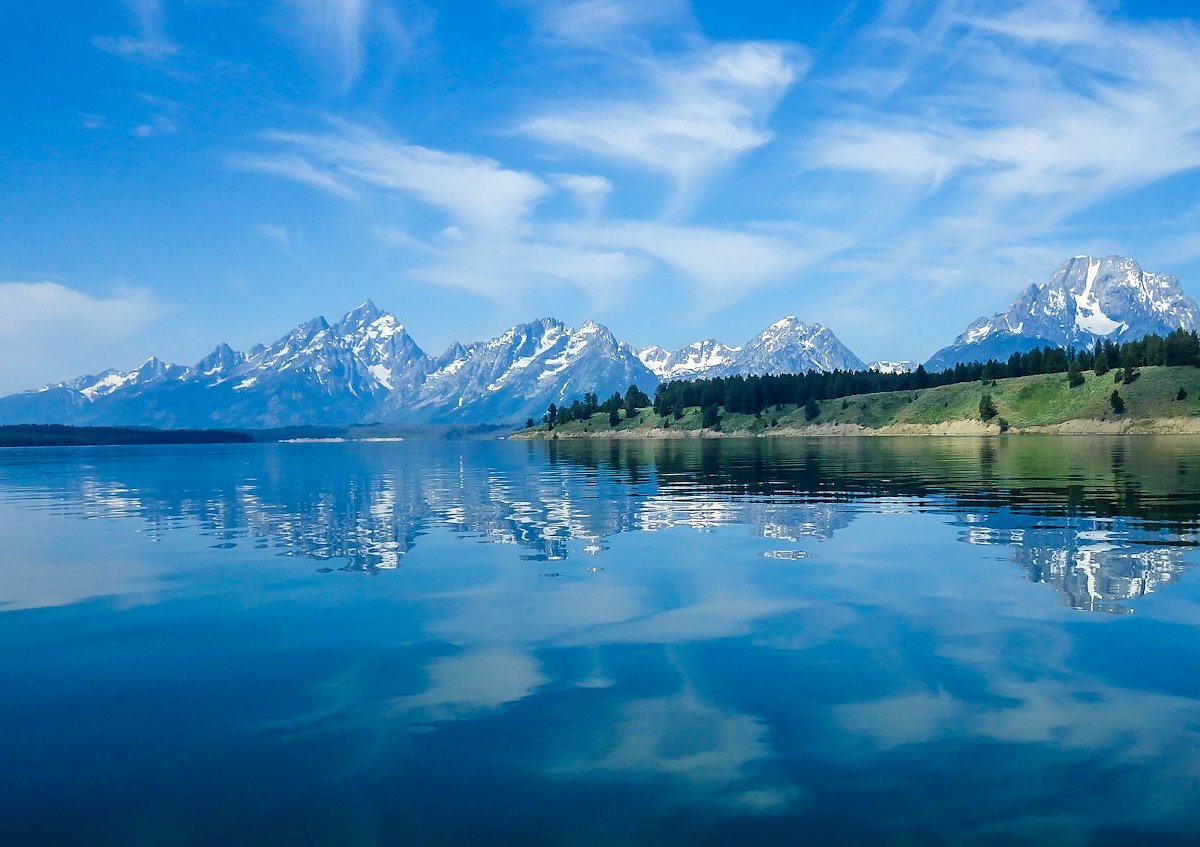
[227,151,360,199]
[228,3,813,321]
[277,0,435,88]
[520,0,695,47]
[93,0,180,63]
[254,224,300,249]
[806,0,1200,237]
[253,121,552,235]
[233,120,814,304]
[520,40,807,212]
[280,0,369,85]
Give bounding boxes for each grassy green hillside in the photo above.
[516,365,1200,437]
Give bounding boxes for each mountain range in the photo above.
[0,305,863,428]
[2,254,1196,428]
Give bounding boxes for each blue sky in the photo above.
[3,0,1200,392]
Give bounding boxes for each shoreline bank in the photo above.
[510,416,1200,439]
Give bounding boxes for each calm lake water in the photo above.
[3,436,1200,845]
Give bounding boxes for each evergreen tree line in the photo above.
[648,329,1200,420]
[529,385,653,429]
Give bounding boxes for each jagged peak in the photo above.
[754,316,825,342]
[575,319,618,343]
[194,342,244,374]
[533,316,567,330]
[761,315,824,334]
[337,299,389,329]
[295,315,330,334]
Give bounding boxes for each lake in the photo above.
[2,436,1200,845]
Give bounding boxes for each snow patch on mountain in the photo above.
[869,360,917,375]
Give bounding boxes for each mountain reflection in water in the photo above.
[4,436,1200,845]
[1,436,1198,614]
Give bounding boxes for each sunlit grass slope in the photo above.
[520,365,1200,436]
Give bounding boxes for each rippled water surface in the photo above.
[3,436,1200,845]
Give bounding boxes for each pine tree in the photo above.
[804,397,820,421]
[608,407,621,427]
[979,394,998,421]
[625,384,650,411]
[1067,361,1084,387]
[1110,390,1125,414]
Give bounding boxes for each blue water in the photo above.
[2,437,1200,845]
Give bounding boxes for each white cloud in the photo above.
[558,220,815,302]
[93,0,180,63]
[398,646,548,719]
[553,691,803,813]
[0,282,165,394]
[132,116,178,138]
[556,174,613,217]
[520,40,807,209]
[410,236,649,301]
[260,122,551,235]
[254,224,295,248]
[523,0,694,46]
[278,0,435,88]
[280,0,369,85]
[807,0,1200,219]
[236,119,829,308]
[227,152,359,199]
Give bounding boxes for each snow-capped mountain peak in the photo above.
[736,317,866,374]
[927,255,1200,371]
[637,316,864,380]
[337,299,383,329]
[195,343,244,378]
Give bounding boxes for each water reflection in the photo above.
[1,437,1198,614]
[4,437,1200,844]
